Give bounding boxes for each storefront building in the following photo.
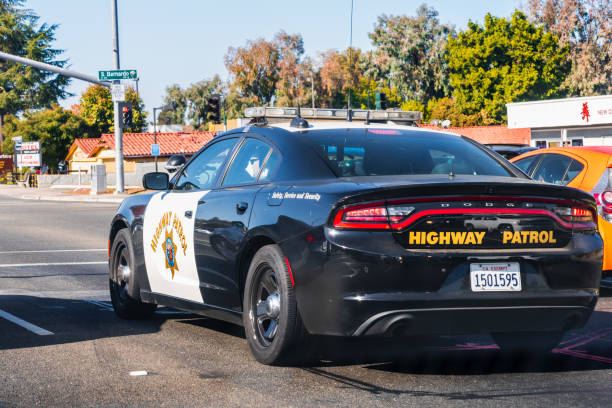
[507,95,612,148]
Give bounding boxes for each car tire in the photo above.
[492,331,563,353]
[243,244,306,365]
[109,228,156,319]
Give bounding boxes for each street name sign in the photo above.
[111,84,126,102]
[99,69,138,81]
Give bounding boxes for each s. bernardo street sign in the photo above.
[98,69,138,81]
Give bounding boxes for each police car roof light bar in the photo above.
[244,107,423,124]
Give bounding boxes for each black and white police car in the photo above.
[108,107,603,364]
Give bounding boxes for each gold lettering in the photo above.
[539,231,548,243]
[464,232,476,245]
[426,232,439,245]
[451,231,466,245]
[529,231,538,244]
[409,231,421,245]
[439,232,451,245]
[549,230,556,243]
[503,231,513,243]
[475,231,486,245]
[521,231,529,243]
[511,231,522,244]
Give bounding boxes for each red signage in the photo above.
[0,155,13,176]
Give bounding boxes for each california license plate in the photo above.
[470,262,521,292]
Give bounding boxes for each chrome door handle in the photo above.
[236,202,248,213]
[185,210,193,218]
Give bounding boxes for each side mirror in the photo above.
[143,172,169,190]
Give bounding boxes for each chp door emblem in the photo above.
[151,211,188,279]
[164,229,179,278]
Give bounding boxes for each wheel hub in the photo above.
[265,293,280,318]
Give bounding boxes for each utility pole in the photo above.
[347,0,354,114]
[111,0,124,193]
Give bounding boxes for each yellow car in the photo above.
[511,147,612,287]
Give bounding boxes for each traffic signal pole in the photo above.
[111,0,125,193]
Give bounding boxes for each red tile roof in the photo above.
[418,124,530,145]
[74,138,103,156]
[100,132,216,157]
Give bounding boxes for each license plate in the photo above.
[470,262,521,292]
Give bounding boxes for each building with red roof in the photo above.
[65,131,215,174]
[418,124,530,145]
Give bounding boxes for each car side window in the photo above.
[513,155,539,175]
[222,138,272,186]
[174,138,236,191]
[565,159,585,184]
[258,149,281,183]
[532,154,573,185]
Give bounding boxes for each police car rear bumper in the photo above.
[290,233,602,337]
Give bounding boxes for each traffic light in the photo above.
[207,94,221,124]
[120,102,133,129]
[379,92,388,110]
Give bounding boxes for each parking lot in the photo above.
[0,195,611,408]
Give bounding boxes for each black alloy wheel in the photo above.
[243,245,306,365]
[109,229,156,319]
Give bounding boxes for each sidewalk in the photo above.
[0,184,135,203]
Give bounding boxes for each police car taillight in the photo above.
[333,203,414,229]
[554,206,597,228]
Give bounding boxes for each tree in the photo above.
[367,5,454,104]
[526,0,611,95]
[446,11,570,123]
[224,31,309,115]
[78,85,147,133]
[317,48,369,108]
[184,76,225,129]
[1,105,96,170]
[157,84,187,125]
[0,0,70,146]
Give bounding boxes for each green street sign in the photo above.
[98,69,138,81]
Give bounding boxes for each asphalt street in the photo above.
[0,194,610,407]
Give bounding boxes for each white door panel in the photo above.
[143,190,209,303]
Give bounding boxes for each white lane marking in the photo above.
[129,371,148,376]
[0,249,106,254]
[0,261,107,268]
[0,308,54,336]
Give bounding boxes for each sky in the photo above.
[24,0,521,119]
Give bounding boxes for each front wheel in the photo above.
[109,229,156,319]
[492,331,563,353]
[243,245,306,365]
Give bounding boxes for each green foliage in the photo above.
[446,10,570,123]
[0,0,70,144]
[527,0,611,96]
[1,105,96,170]
[184,75,225,128]
[367,5,454,104]
[77,85,147,133]
[157,84,187,125]
[353,79,402,110]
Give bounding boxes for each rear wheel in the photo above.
[243,245,306,365]
[109,229,156,319]
[492,331,563,353]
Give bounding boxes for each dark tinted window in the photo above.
[259,150,281,183]
[513,155,539,174]
[175,138,236,191]
[532,153,576,185]
[308,129,511,177]
[223,138,271,186]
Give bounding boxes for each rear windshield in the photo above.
[307,128,512,177]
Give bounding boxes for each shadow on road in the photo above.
[0,295,172,351]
